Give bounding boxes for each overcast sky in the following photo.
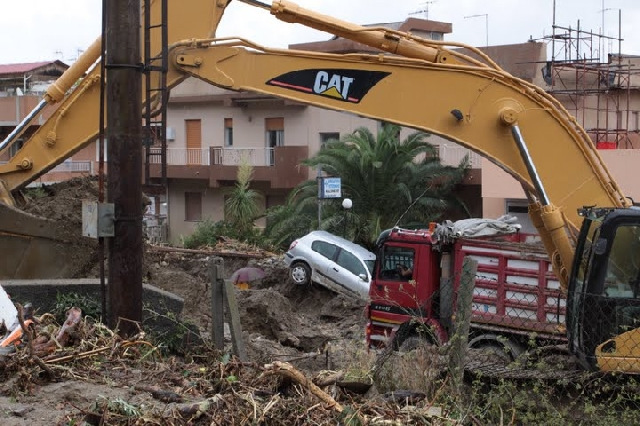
[2,0,638,64]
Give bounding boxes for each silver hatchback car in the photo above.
[284,230,376,299]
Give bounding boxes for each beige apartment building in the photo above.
[153,18,486,242]
[1,17,639,244]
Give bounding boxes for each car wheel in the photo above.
[290,262,311,286]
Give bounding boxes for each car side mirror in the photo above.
[359,273,367,281]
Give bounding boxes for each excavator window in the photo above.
[604,224,640,299]
[573,219,601,298]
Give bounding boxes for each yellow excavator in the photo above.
[1,0,639,372]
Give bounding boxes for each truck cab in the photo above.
[367,226,445,348]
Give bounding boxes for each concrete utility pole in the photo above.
[107,0,143,336]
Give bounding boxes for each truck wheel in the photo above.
[290,262,311,286]
[398,336,430,352]
[468,335,523,364]
[395,325,438,353]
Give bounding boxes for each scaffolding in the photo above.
[544,8,640,149]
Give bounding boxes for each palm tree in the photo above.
[264,124,469,249]
[225,160,263,239]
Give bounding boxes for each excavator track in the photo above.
[464,359,587,381]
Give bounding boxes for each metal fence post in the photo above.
[209,258,224,350]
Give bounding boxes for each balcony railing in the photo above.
[438,144,482,168]
[148,147,278,167]
[0,160,92,173]
[147,146,480,168]
[212,147,276,166]
[51,161,93,173]
[149,148,211,166]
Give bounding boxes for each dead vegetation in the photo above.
[0,295,450,425]
[5,177,639,425]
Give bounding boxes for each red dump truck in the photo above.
[366,224,567,360]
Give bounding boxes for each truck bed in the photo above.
[454,235,566,339]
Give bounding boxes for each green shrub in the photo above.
[182,218,269,249]
[54,292,101,324]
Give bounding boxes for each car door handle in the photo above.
[332,267,339,272]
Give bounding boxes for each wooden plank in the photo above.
[449,256,477,393]
[223,279,248,362]
[148,245,265,258]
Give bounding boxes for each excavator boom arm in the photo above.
[171,39,626,221]
[167,38,628,287]
[0,0,628,289]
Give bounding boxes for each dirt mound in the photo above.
[20,176,101,225]
[145,246,368,371]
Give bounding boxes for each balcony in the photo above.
[147,145,309,189]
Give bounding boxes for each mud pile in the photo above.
[18,176,368,373]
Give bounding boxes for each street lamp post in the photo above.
[342,198,352,238]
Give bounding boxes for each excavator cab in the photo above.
[568,207,640,372]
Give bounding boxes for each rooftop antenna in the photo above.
[410,0,437,20]
[464,13,489,47]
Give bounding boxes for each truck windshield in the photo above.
[377,245,415,281]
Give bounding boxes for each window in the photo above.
[378,245,415,281]
[265,117,284,146]
[224,118,233,147]
[265,117,284,166]
[336,249,367,277]
[8,138,24,158]
[185,192,202,221]
[312,240,338,260]
[616,110,623,131]
[320,132,340,149]
[185,119,202,165]
[506,199,535,234]
[604,224,640,299]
